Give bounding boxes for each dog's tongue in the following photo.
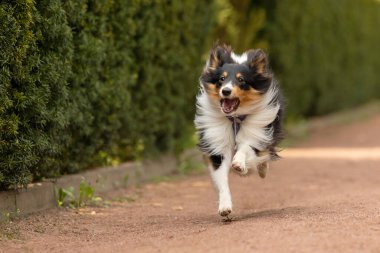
[221,99,238,113]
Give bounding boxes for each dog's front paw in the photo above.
[218,195,232,217]
[218,204,232,216]
[219,208,231,217]
[231,162,246,175]
[232,155,248,175]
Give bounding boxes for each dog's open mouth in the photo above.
[220,98,240,114]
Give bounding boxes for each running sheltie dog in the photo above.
[194,44,284,217]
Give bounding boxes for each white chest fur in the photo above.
[195,85,280,156]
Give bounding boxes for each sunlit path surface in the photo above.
[283,147,380,160]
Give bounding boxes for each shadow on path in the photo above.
[232,206,307,222]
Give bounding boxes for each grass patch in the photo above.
[0,210,21,240]
[56,179,102,208]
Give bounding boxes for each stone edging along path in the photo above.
[0,150,202,216]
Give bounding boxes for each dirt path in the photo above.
[1,114,380,253]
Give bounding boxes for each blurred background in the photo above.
[1,0,379,190]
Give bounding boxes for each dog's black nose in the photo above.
[222,88,231,96]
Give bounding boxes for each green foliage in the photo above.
[0,209,21,240]
[0,0,72,188]
[57,186,75,208]
[56,179,102,208]
[211,0,269,52]
[57,186,75,207]
[0,0,214,189]
[270,0,380,117]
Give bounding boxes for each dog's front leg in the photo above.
[231,144,252,175]
[208,155,232,217]
[232,143,271,176]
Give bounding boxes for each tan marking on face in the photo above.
[222,71,228,78]
[231,86,262,107]
[236,73,242,78]
[205,83,221,102]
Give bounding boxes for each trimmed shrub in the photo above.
[270,0,380,117]
[0,1,72,187]
[0,0,214,189]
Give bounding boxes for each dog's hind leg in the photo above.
[207,154,233,217]
[257,161,269,178]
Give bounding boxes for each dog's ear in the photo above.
[205,44,233,71]
[247,49,271,78]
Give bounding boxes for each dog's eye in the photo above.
[220,76,225,82]
[237,77,244,83]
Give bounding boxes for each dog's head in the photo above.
[200,44,272,115]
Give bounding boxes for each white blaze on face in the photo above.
[231,52,248,64]
[219,81,233,97]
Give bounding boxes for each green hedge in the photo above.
[0,0,214,189]
[270,0,380,117]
